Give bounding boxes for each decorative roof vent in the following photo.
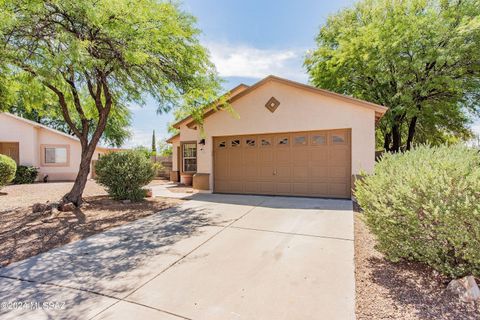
[265,97,280,113]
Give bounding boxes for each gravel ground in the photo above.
[0,180,183,267]
[0,180,167,211]
[166,184,195,194]
[355,213,480,319]
[0,181,107,211]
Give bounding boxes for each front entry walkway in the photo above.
[0,194,354,320]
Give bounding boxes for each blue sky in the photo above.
[123,0,479,148]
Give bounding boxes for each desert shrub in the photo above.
[355,145,480,278]
[13,166,38,184]
[0,154,17,189]
[94,150,155,201]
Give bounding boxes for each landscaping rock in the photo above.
[32,203,49,213]
[447,276,480,303]
[122,200,132,204]
[59,202,76,212]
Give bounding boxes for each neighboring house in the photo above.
[167,75,388,199]
[0,112,113,181]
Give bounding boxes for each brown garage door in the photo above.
[213,129,351,198]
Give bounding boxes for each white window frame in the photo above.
[41,144,70,167]
[182,142,197,173]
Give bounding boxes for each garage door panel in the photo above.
[275,182,292,194]
[329,166,349,178]
[214,153,229,179]
[329,149,349,164]
[292,166,308,179]
[244,181,260,193]
[292,183,309,195]
[244,166,258,178]
[310,166,329,179]
[259,182,275,193]
[243,149,258,165]
[309,182,329,195]
[309,149,328,161]
[276,166,292,178]
[226,181,244,193]
[258,166,275,179]
[229,149,243,163]
[292,149,309,162]
[328,183,348,198]
[275,150,291,163]
[258,149,274,162]
[214,129,351,198]
[214,180,229,193]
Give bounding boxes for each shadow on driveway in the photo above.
[0,206,215,301]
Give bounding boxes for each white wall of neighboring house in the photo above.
[0,113,107,181]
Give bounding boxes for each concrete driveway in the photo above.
[0,194,354,320]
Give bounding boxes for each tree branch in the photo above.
[18,64,83,139]
[63,68,89,138]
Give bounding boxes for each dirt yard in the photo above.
[355,213,480,319]
[0,180,183,267]
[0,180,167,211]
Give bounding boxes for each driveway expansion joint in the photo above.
[229,225,354,242]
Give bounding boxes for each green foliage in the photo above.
[94,150,155,201]
[151,130,156,156]
[157,140,173,157]
[152,162,164,177]
[355,145,480,277]
[0,0,222,127]
[0,0,221,202]
[133,146,152,160]
[305,0,480,151]
[13,166,38,184]
[0,154,17,188]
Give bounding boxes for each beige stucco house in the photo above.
[0,112,112,181]
[167,75,387,199]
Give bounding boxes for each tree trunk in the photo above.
[383,131,392,151]
[63,141,97,206]
[406,116,418,151]
[391,124,402,152]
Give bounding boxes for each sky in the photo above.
[122,0,479,148]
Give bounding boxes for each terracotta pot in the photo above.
[180,174,193,186]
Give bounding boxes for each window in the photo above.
[260,138,272,147]
[277,137,289,146]
[44,146,68,165]
[311,135,326,145]
[182,143,197,172]
[231,139,241,147]
[246,139,256,147]
[332,134,346,144]
[294,136,307,145]
[218,141,226,148]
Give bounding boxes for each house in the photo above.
[0,112,113,181]
[167,75,388,199]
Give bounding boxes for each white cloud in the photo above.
[206,42,308,82]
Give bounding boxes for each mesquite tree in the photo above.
[0,0,221,206]
[305,0,480,152]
